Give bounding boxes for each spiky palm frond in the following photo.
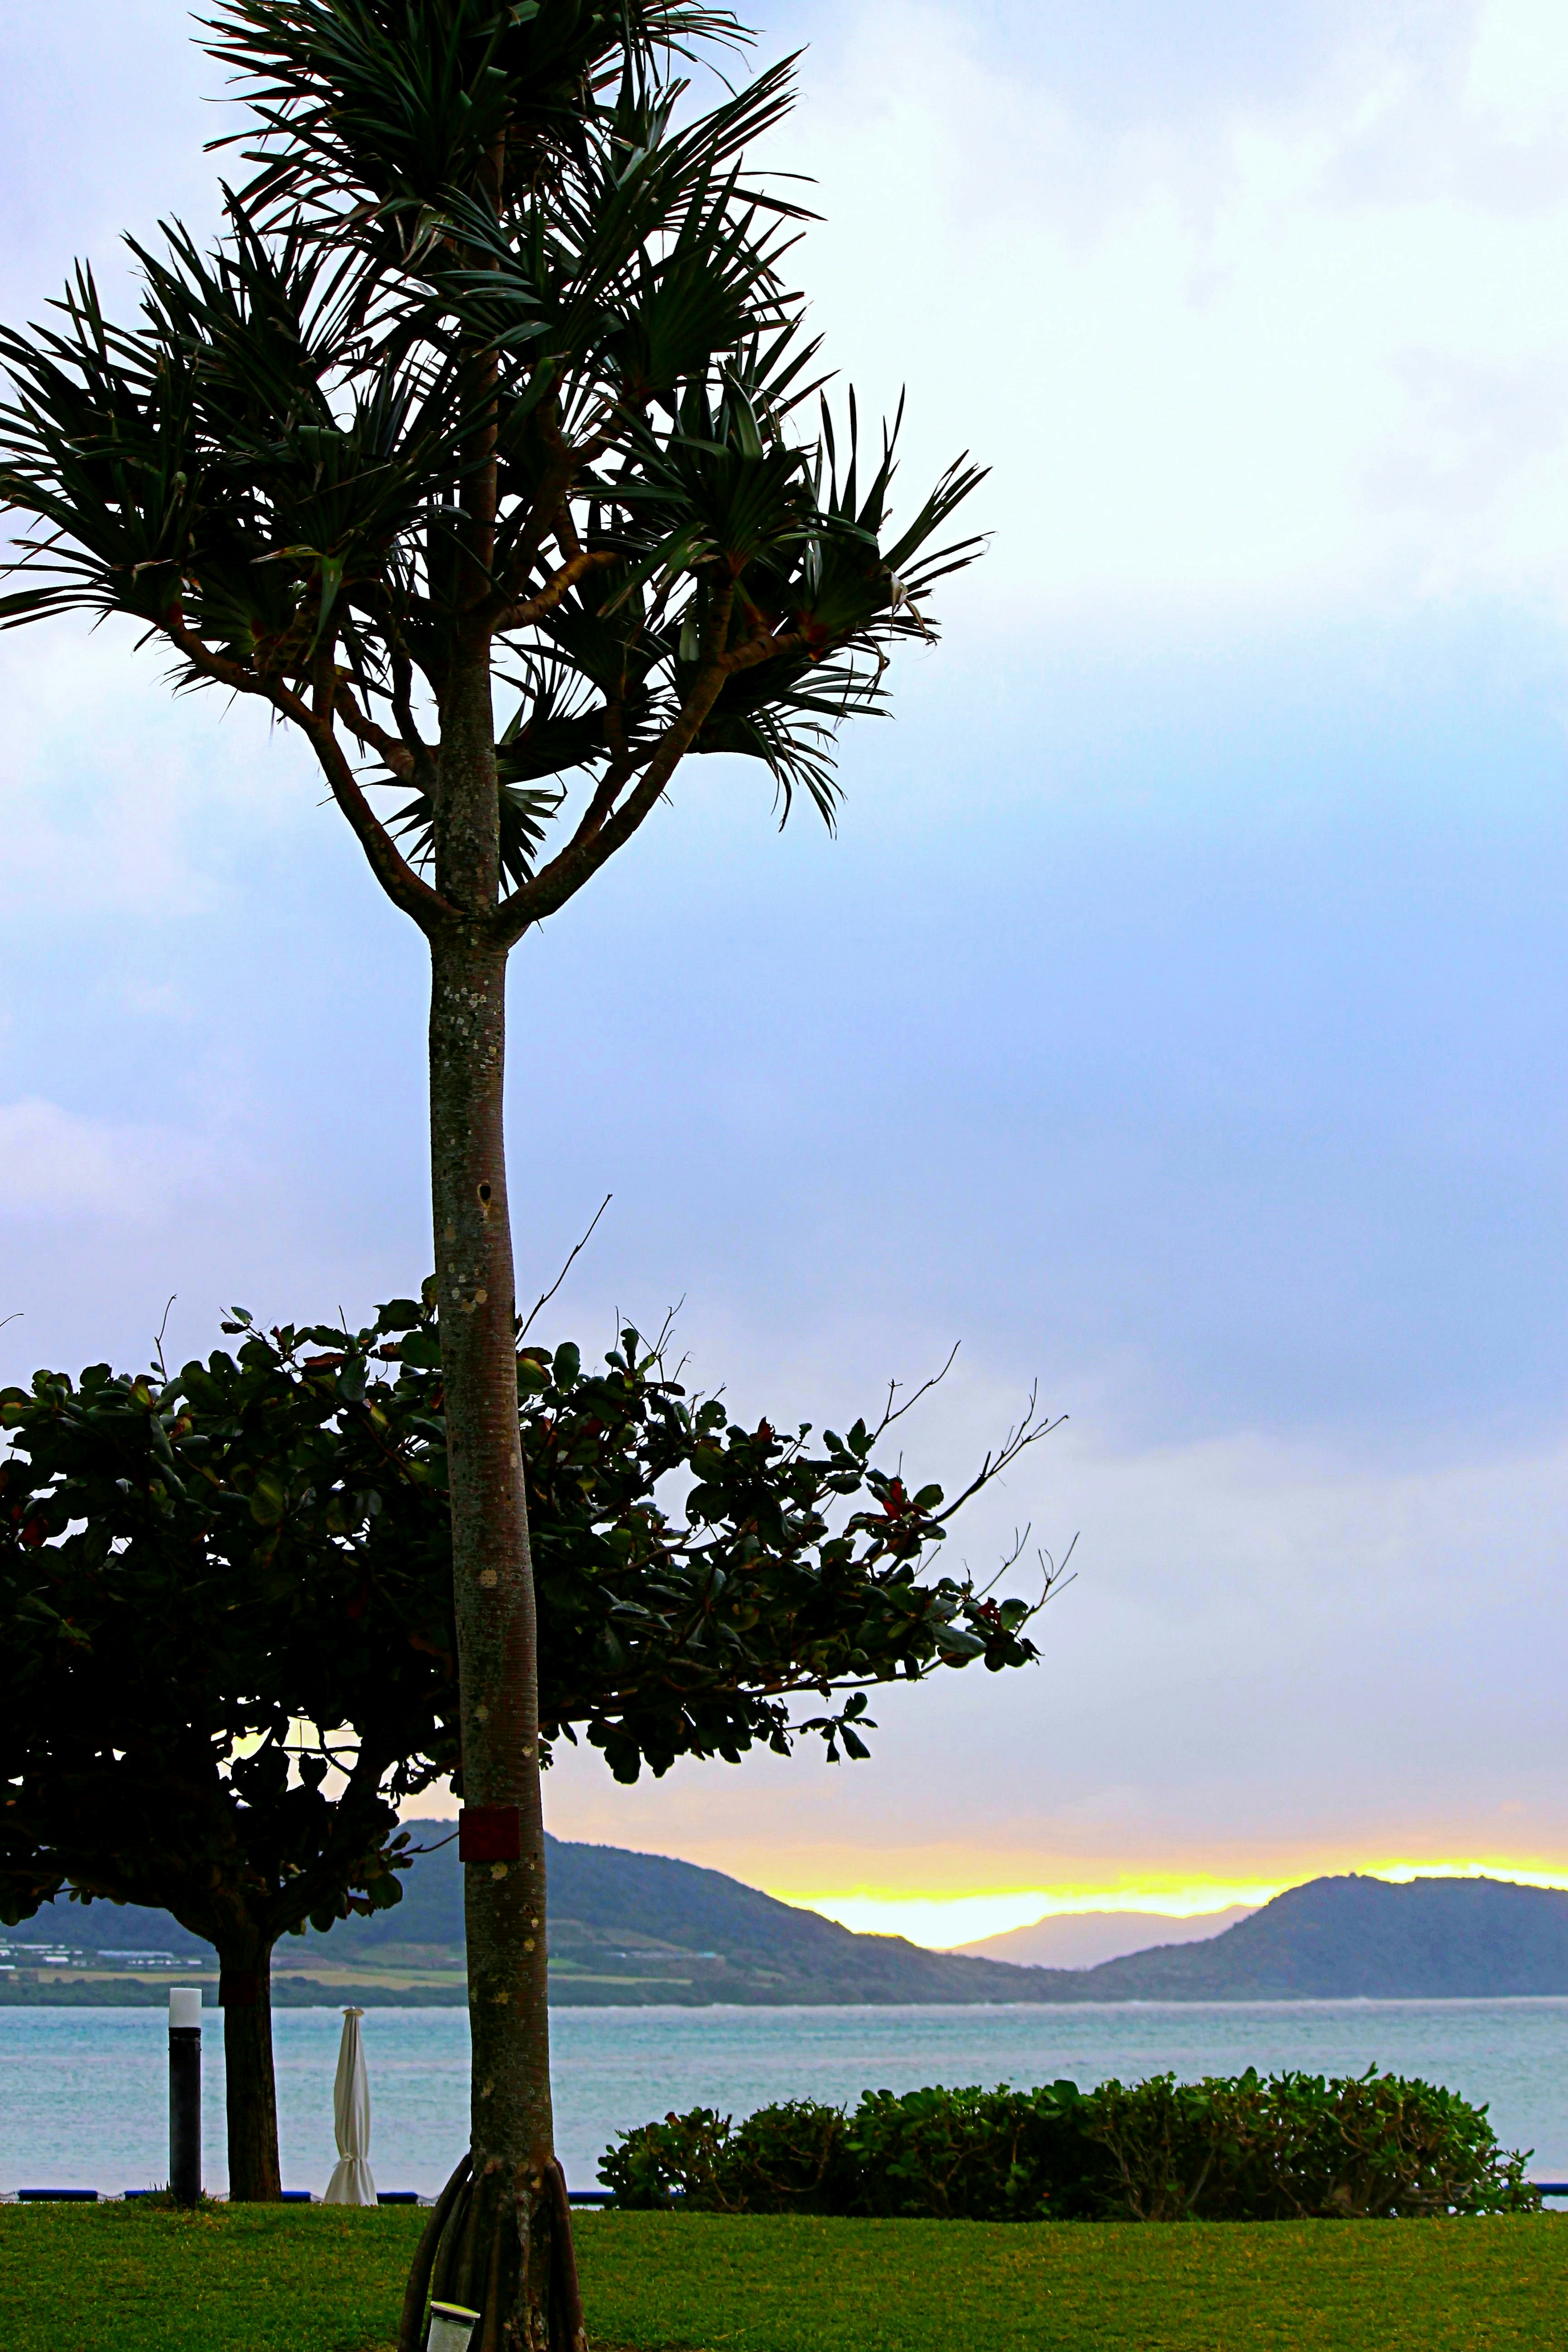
[387,773,563,892]
[0,0,985,911]
[202,0,753,232]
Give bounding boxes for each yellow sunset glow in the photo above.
[789,1858,1568,1951]
[795,1884,1280,1949]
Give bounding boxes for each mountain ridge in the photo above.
[955,1904,1256,1969]
[8,1837,1568,2005]
[1061,1872,1568,2000]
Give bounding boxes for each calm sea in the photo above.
[4,2000,1568,2198]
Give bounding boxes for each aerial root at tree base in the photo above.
[402,2151,586,2352]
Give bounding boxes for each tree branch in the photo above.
[559,734,635,860]
[371,594,440,789]
[719,626,808,675]
[486,389,575,604]
[389,643,437,792]
[302,709,456,935]
[490,547,619,635]
[162,606,301,710]
[334,680,417,780]
[160,606,454,936]
[493,584,737,942]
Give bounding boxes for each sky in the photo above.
[1,0,1566,1948]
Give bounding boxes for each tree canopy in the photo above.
[0,5,981,896]
[0,1294,1057,1934]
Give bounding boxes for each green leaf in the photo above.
[249,1471,288,1526]
[376,1298,427,1336]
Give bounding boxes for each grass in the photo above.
[2,2204,1566,2352]
[0,2202,423,2352]
[582,2213,1568,2351]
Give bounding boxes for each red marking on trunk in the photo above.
[459,1806,523,1863]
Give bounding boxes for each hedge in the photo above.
[599,2070,1538,2222]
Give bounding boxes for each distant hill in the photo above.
[1057,1874,1568,2000]
[956,1906,1255,1969]
[288,1825,1056,2005]
[11,1846,1568,2006]
[2,1900,209,1962]
[9,1826,1054,2006]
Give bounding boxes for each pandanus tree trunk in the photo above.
[215,1929,282,2202]
[399,643,584,2350]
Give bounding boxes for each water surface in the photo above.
[4,1999,1566,2197]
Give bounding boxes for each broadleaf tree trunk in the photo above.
[216,1930,281,2202]
[414,639,584,2350]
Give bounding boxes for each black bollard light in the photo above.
[169,1987,202,2206]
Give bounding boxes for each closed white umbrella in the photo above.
[323,2006,377,2206]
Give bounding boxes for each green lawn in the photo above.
[2,2204,1566,2352]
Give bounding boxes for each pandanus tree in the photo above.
[0,1297,1056,2219]
[0,3,985,2339]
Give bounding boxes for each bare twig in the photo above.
[871,1341,962,1439]
[932,1385,1068,1528]
[517,1193,613,1341]
[971,1529,1078,1608]
[153,1295,178,1383]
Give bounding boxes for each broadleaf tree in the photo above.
[0,4,986,2339]
[0,1298,1058,2222]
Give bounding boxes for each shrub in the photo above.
[599,2070,1539,2223]
[597,2101,855,2215]
[1075,2073,1247,2223]
[844,2082,1089,2221]
[598,2109,733,2211]
[1080,2068,1538,2221]
[1227,2067,1531,2220]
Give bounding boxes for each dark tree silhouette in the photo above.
[0,1291,1052,2257]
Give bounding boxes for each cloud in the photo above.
[0,0,224,318]
[0,1098,219,1220]
[775,0,1568,625]
[0,626,334,922]
[540,1361,1568,1900]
